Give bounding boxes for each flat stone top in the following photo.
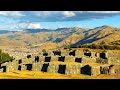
[46,61,81,65]
[88,63,101,67]
[43,62,101,66]
[99,64,114,67]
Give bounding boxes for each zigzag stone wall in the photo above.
[0,50,118,76]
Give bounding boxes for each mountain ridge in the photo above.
[0,25,120,50]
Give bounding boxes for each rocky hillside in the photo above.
[72,25,120,47]
[0,26,120,49]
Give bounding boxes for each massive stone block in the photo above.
[91,52,96,58]
[47,63,59,73]
[47,51,54,56]
[65,64,82,75]
[0,68,3,72]
[61,50,69,56]
[39,56,45,62]
[107,52,120,64]
[82,56,96,63]
[1,62,9,67]
[91,66,100,76]
[50,56,58,62]
[75,50,84,57]
[32,62,43,71]
[21,64,26,70]
[5,62,18,72]
[109,65,115,75]
[64,56,75,62]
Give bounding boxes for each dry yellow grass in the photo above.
[0,70,118,79]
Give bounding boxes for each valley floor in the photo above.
[0,70,119,79]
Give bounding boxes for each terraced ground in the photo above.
[0,70,119,79]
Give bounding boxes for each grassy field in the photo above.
[0,70,119,79]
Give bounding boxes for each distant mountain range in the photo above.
[0,26,120,49]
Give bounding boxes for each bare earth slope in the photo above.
[1,26,120,50]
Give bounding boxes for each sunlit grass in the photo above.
[0,70,118,79]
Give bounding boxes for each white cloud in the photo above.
[0,22,42,31]
[57,25,65,28]
[17,22,42,29]
[0,11,25,17]
[0,26,8,30]
[90,18,97,20]
[1,11,120,31]
[27,22,41,29]
[10,11,25,17]
[33,11,52,16]
[0,25,19,30]
[62,11,75,17]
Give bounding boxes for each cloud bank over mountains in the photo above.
[0,11,120,30]
[1,11,120,22]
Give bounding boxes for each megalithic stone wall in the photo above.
[1,62,9,67]
[32,62,43,71]
[61,50,69,56]
[91,66,100,76]
[107,52,120,64]
[21,64,26,70]
[64,56,75,62]
[109,66,115,75]
[0,50,117,76]
[82,56,96,63]
[96,52,100,58]
[0,68,3,72]
[65,64,82,75]
[47,63,59,73]
[91,52,96,58]
[75,50,84,57]
[50,56,58,62]
[39,56,45,62]
[48,51,54,56]
[100,65,113,75]
[6,61,18,72]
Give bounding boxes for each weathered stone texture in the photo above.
[47,63,59,73]
[65,64,82,75]
[82,56,96,63]
[64,56,75,62]
[91,66,100,76]
[0,50,118,76]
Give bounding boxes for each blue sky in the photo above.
[0,11,120,31]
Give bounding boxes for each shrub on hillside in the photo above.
[0,49,14,63]
[42,49,47,53]
[100,41,106,45]
[77,43,120,50]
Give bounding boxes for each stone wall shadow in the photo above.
[41,63,49,72]
[58,65,66,74]
[81,65,91,75]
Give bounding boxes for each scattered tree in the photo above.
[100,41,106,45]
[0,49,14,63]
[42,49,47,53]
